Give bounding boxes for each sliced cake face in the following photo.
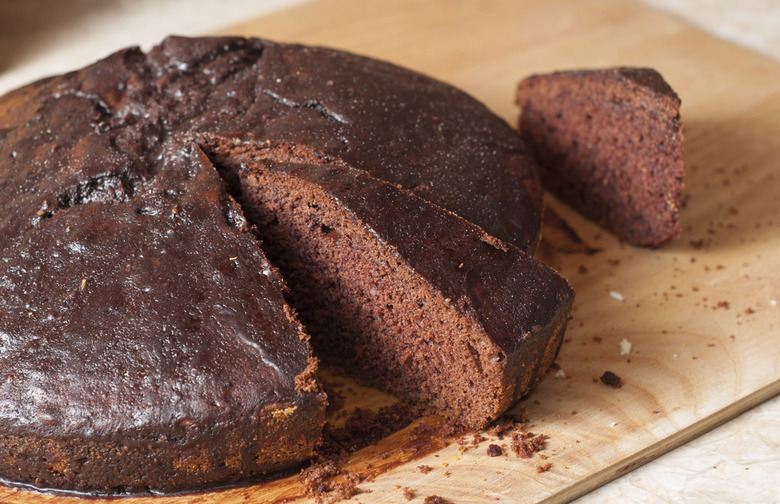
[202,138,574,430]
[516,67,684,247]
[0,147,325,494]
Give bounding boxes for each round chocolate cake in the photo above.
[0,36,573,495]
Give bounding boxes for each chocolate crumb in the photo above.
[600,371,622,388]
[423,496,449,504]
[294,356,321,393]
[417,464,432,474]
[689,239,705,249]
[536,462,553,473]
[510,431,548,458]
[402,487,414,501]
[487,423,506,440]
[486,444,503,457]
[299,459,362,504]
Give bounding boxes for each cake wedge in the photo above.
[516,67,684,247]
[202,137,575,429]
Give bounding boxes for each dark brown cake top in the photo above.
[0,145,316,442]
[0,36,541,255]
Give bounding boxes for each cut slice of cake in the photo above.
[201,137,575,430]
[515,67,684,247]
[0,145,325,494]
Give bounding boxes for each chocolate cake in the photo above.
[0,145,325,494]
[0,36,571,494]
[515,67,684,247]
[201,137,574,429]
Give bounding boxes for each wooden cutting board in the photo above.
[2,0,778,502]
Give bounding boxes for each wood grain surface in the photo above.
[1,0,778,502]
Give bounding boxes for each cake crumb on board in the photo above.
[600,370,622,388]
[487,444,504,457]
